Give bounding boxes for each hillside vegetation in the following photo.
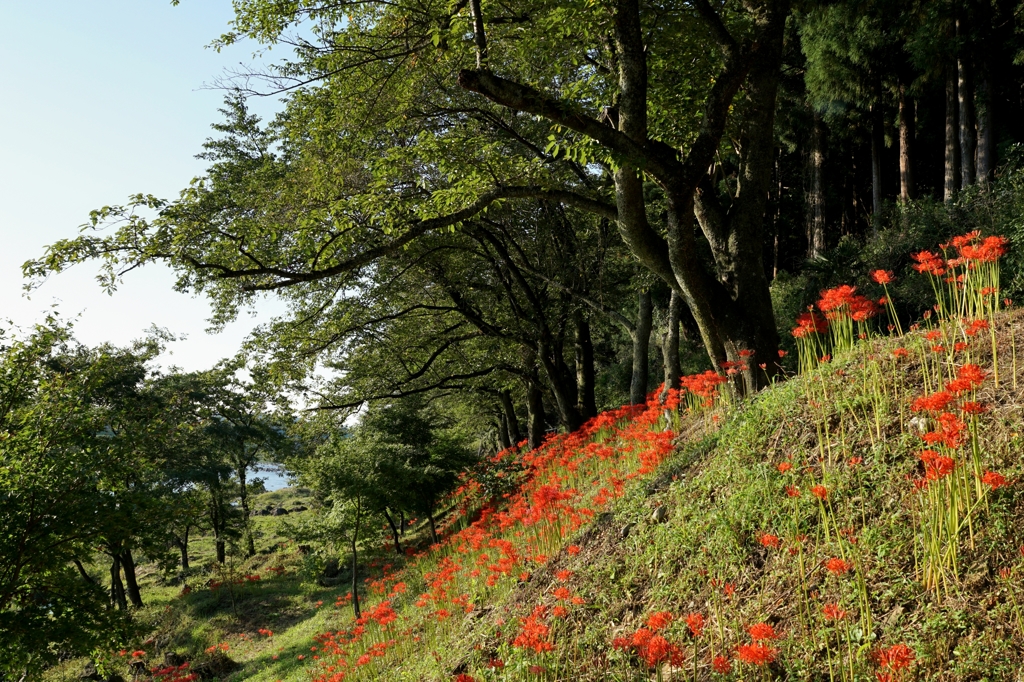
[63,232,1024,682]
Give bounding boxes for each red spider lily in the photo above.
[487,658,505,669]
[981,471,1008,489]
[685,612,706,637]
[957,363,987,387]
[912,251,946,276]
[747,622,778,641]
[722,582,736,598]
[785,485,801,498]
[811,485,829,500]
[792,311,829,337]
[646,611,673,631]
[874,643,915,671]
[892,347,909,358]
[735,642,778,665]
[552,586,572,601]
[847,456,863,467]
[513,605,554,653]
[566,545,581,555]
[453,675,477,682]
[825,558,853,576]
[870,270,894,285]
[131,650,147,658]
[758,533,781,549]
[612,628,684,668]
[910,391,955,413]
[555,569,573,582]
[712,655,732,674]
[777,461,793,473]
[552,605,569,618]
[960,401,988,414]
[822,603,848,621]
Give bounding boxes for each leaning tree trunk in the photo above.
[630,291,653,405]
[119,549,143,608]
[661,289,683,392]
[806,112,827,258]
[899,84,916,202]
[382,507,403,555]
[945,62,961,201]
[458,0,788,394]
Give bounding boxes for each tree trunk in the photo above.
[427,504,439,545]
[945,62,961,201]
[350,497,361,619]
[976,65,995,184]
[957,37,977,189]
[498,390,522,445]
[382,507,403,555]
[74,559,97,587]
[806,112,827,258]
[175,529,191,571]
[525,377,545,450]
[630,291,653,405]
[109,555,127,611]
[870,104,883,236]
[237,460,256,558]
[496,411,511,450]
[119,549,143,608]
[661,289,683,391]
[898,84,916,202]
[574,315,597,420]
[537,338,583,431]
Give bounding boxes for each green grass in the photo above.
[49,314,1024,681]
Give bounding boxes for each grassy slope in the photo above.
[59,312,1024,682]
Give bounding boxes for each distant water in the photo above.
[254,464,294,492]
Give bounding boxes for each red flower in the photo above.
[825,558,853,576]
[911,251,946,276]
[566,545,581,555]
[758,533,781,549]
[646,611,673,632]
[685,612,706,637]
[747,622,778,641]
[822,603,848,621]
[777,461,793,473]
[870,270,894,285]
[735,642,778,665]
[981,471,1008,490]
[811,485,829,501]
[712,655,732,674]
[453,675,477,682]
[875,643,915,671]
[785,485,800,498]
[910,391,955,413]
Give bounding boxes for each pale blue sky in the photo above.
[0,1,287,370]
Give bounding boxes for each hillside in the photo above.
[59,266,1024,681]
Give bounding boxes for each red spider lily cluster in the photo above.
[873,643,915,682]
[150,662,197,682]
[298,376,729,682]
[611,611,684,669]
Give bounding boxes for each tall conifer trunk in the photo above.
[806,112,827,258]
[898,85,916,202]
[945,63,961,201]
